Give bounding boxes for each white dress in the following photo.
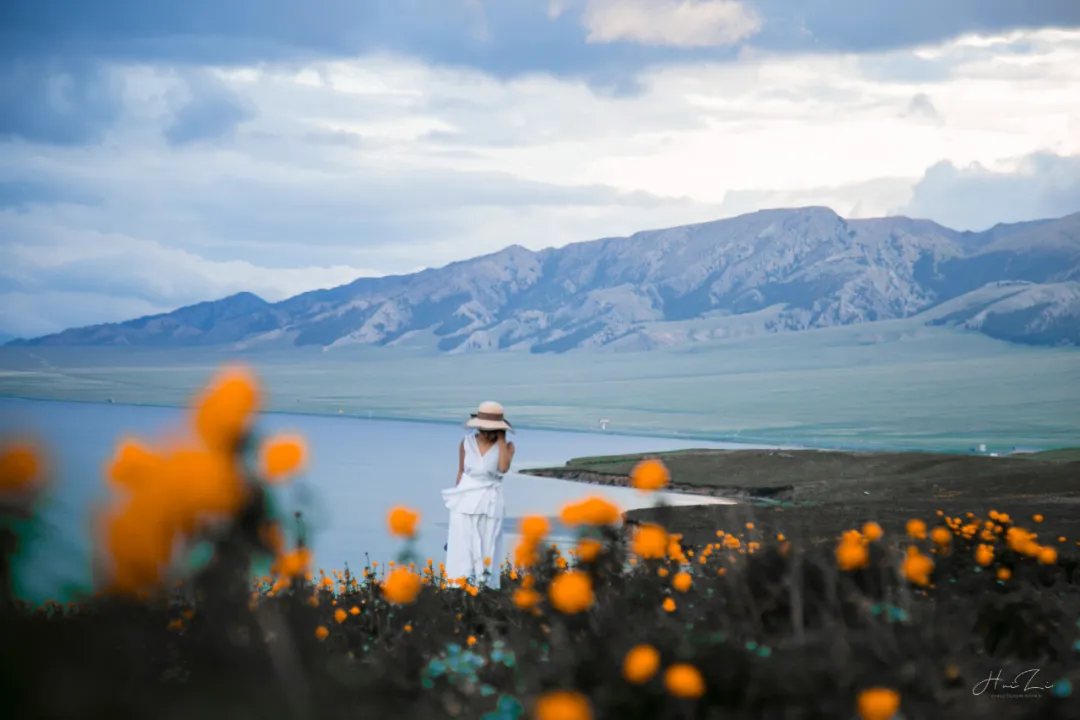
[442,433,507,589]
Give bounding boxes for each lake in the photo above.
[0,398,760,603]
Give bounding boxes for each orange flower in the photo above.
[630,458,670,491]
[387,506,420,538]
[663,663,705,699]
[535,691,592,720]
[974,544,994,567]
[906,519,926,540]
[276,548,313,579]
[672,572,692,593]
[560,496,621,526]
[856,688,900,720]
[467,635,476,646]
[513,587,541,610]
[548,571,594,614]
[1038,546,1057,565]
[514,536,540,567]
[623,644,660,684]
[106,440,161,491]
[349,606,360,616]
[315,626,329,640]
[632,523,669,559]
[192,365,260,452]
[1032,514,1044,523]
[861,522,883,542]
[902,546,934,586]
[334,608,347,624]
[382,568,422,604]
[997,567,1011,581]
[520,515,550,540]
[261,434,307,483]
[930,527,951,546]
[836,536,869,571]
[662,597,676,612]
[576,538,602,562]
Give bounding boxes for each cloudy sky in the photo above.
[2,0,1080,338]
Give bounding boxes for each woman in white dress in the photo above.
[442,401,516,589]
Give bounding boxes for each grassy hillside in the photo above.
[1,320,1078,451]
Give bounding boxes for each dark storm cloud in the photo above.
[3,1,1077,81]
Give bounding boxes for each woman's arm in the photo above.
[496,432,515,474]
[456,441,464,485]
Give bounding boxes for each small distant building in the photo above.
[977,443,987,454]
[599,418,610,430]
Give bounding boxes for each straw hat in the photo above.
[464,400,514,433]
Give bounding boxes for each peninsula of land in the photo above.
[521,448,1080,547]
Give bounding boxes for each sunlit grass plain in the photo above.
[1,319,1077,451]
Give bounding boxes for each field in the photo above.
[4,364,1080,719]
[522,448,1080,549]
[2,319,1079,451]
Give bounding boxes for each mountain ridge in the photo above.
[8,206,1080,352]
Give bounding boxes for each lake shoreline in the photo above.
[522,447,1080,549]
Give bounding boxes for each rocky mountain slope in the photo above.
[9,207,1080,352]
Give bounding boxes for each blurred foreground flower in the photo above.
[387,506,420,538]
[382,567,422,604]
[630,458,669,492]
[94,365,294,596]
[548,570,594,614]
[535,690,592,720]
[623,645,660,684]
[856,688,900,720]
[261,434,307,483]
[560,497,621,526]
[0,440,48,516]
[631,523,668,560]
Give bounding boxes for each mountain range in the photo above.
[9,207,1080,353]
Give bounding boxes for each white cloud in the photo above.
[580,0,762,47]
[3,26,1080,335]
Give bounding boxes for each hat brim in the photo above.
[464,416,514,433]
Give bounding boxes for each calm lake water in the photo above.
[0,398,762,602]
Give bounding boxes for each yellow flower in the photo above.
[630,458,670,491]
[663,663,705,699]
[548,571,594,614]
[622,644,660,684]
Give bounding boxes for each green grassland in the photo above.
[1,319,1078,451]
